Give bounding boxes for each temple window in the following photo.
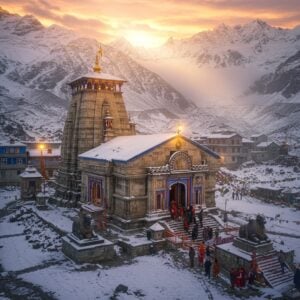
[156,191,164,210]
[194,187,203,205]
[91,182,102,206]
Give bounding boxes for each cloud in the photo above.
[20,0,114,40]
[3,0,300,45]
[166,0,300,12]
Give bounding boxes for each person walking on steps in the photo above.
[204,258,212,279]
[191,223,198,241]
[189,246,195,268]
[278,250,287,274]
[198,207,203,228]
[198,241,206,268]
[213,258,220,278]
[294,264,300,291]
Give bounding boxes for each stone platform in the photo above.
[233,237,273,254]
[62,233,115,263]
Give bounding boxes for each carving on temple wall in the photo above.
[155,179,165,189]
[194,175,204,186]
[169,151,192,171]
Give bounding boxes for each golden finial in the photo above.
[93,45,103,73]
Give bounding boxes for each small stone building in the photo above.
[251,141,280,163]
[79,133,220,231]
[199,132,243,169]
[19,166,43,200]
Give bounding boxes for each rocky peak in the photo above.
[0,6,10,18]
[13,15,43,35]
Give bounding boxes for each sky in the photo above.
[1,0,300,47]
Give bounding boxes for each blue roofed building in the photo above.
[0,139,28,186]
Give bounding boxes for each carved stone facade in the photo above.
[79,135,220,231]
[53,72,135,206]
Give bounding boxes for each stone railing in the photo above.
[191,164,209,171]
[147,164,209,174]
[147,165,170,174]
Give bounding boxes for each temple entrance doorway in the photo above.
[169,182,186,209]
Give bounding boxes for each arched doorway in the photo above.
[169,182,186,209]
[91,182,102,206]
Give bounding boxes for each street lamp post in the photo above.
[39,144,46,195]
[220,187,229,224]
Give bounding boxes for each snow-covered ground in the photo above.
[1,162,300,299]
[0,187,19,209]
[216,164,300,263]
[20,254,232,300]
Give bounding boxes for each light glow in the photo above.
[177,125,183,135]
[124,30,163,48]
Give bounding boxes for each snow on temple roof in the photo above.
[149,223,165,231]
[79,133,221,163]
[28,148,61,157]
[79,133,175,162]
[70,72,125,83]
[19,166,42,178]
[0,141,26,147]
[242,138,254,143]
[205,133,239,139]
[256,141,278,148]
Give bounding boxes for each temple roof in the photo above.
[19,166,42,178]
[256,141,279,148]
[79,133,220,163]
[204,133,240,139]
[69,71,126,84]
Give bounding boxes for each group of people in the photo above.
[230,264,265,289]
[189,241,220,279]
[232,190,243,200]
[170,201,196,223]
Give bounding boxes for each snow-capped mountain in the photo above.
[251,50,300,98]
[1,7,300,145]
[130,20,299,70]
[0,7,195,141]
[113,20,300,143]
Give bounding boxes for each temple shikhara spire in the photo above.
[52,46,135,206]
[93,45,103,73]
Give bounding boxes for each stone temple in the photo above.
[54,47,221,231]
[53,47,135,206]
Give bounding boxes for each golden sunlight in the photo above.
[124,30,164,48]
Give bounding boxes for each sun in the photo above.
[124,30,162,48]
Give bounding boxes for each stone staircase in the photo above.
[164,215,221,248]
[257,251,294,287]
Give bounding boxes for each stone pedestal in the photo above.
[233,237,273,254]
[62,233,115,263]
[149,223,165,241]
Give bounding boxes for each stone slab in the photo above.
[233,237,273,254]
[62,233,115,263]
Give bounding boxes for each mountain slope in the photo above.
[251,50,300,98]
[0,7,194,141]
[113,20,300,143]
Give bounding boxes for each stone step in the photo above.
[257,253,294,287]
[269,274,294,286]
[165,216,221,249]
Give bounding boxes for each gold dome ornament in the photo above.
[93,45,103,73]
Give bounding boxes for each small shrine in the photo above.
[149,222,165,241]
[19,165,43,200]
